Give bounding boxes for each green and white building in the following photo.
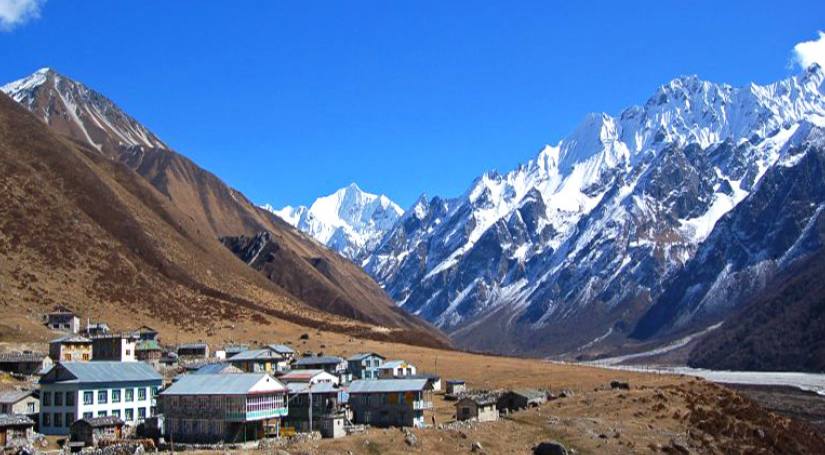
[159,373,288,443]
[38,362,162,435]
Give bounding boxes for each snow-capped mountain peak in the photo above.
[263,184,404,260]
[1,68,166,153]
[364,68,825,356]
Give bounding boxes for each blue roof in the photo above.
[40,362,161,385]
[192,363,242,375]
[161,373,285,395]
[348,379,428,393]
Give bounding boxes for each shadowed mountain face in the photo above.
[0,69,448,348]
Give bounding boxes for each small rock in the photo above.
[610,380,630,390]
[533,440,568,455]
[471,441,484,452]
[405,432,418,447]
[558,389,574,398]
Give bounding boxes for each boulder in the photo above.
[533,441,568,455]
[609,380,630,390]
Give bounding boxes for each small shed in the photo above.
[0,414,34,447]
[497,389,547,412]
[70,416,124,447]
[455,393,499,422]
[445,380,466,397]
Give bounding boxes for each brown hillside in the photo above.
[0,93,445,348]
[1,68,447,346]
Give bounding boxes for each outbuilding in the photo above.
[455,393,499,422]
[70,416,124,447]
[497,389,547,412]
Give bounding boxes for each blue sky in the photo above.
[2,1,824,209]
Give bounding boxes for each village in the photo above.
[0,307,575,454]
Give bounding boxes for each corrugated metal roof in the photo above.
[192,363,242,375]
[378,360,413,369]
[161,373,285,395]
[0,390,34,404]
[346,352,385,361]
[40,361,161,384]
[50,335,91,344]
[136,340,161,351]
[267,344,295,355]
[287,382,339,394]
[348,379,428,394]
[279,369,327,380]
[293,356,343,367]
[76,416,123,427]
[177,343,208,350]
[228,349,283,361]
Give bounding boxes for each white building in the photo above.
[38,362,162,435]
[377,360,416,379]
[278,369,339,386]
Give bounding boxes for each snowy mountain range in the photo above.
[263,183,404,260]
[361,65,825,356]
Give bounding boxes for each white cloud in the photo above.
[792,31,825,70]
[0,0,45,31]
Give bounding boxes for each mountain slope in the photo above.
[265,183,403,260]
[364,66,825,356]
[1,69,447,347]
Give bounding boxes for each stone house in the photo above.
[0,390,38,419]
[455,393,499,422]
[70,416,124,447]
[45,309,80,334]
[0,352,52,376]
[176,343,210,361]
[445,380,466,397]
[49,335,93,362]
[377,360,416,378]
[227,348,289,373]
[91,334,138,362]
[0,414,35,447]
[135,340,162,367]
[497,389,547,412]
[348,379,432,428]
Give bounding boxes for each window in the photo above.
[83,391,94,405]
[112,410,121,418]
[98,390,108,404]
[54,413,62,428]
[66,392,75,406]
[82,353,90,361]
[97,411,107,417]
[27,402,35,413]
[150,406,156,416]
[64,413,73,427]
[83,412,93,419]
[42,391,51,406]
[138,407,146,419]
[152,387,159,398]
[125,389,134,402]
[125,408,134,421]
[112,390,121,403]
[54,392,63,406]
[138,388,147,401]
[42,413,50,427]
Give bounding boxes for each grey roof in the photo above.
[407,373,441,381]
[446,380,465,384]
[267,344,295,355]
[458,393,498,406]
[287,382,339,395]
[177,343,208,350]
[0,414,34,426]
[228,349,284,362]
[223,344,248,354]
[40,361,161,385]
[293,356,344,367]
[76,416,123,428]
[348,379,428,394]
[161,373,284,396]
[0,390,34,404]
[0,352,48,363]
[192,363,242,375]
[508,389,547,400]
[378,360,413,369]
[347,352,385,362]
[50,335,91,344]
